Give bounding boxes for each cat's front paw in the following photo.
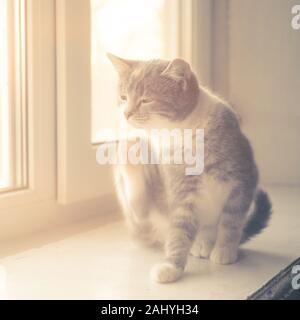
[150,262,183,283]
[210,247,238,265]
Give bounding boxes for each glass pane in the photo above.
[91,0,177,143]
[0,0,27,192]
[0,0,11,190]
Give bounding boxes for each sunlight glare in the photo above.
[91,0,168,142]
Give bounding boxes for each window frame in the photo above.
[0,0,117,241]
[56,0,115,204]
[0,0,56,209]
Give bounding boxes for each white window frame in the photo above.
[56,0,116,204]
[0,0,56,208]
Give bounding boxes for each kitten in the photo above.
[107,53,272,283]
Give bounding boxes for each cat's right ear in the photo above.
[161,58,192,90]
[106,53,136,76]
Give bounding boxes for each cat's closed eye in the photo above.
[141,98,153,104]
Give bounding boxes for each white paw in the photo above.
[190,241,213,259]
[210,247,238,265]
[150,262,183,283]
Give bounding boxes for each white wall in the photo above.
[214,0,300,186]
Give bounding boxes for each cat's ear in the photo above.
[107,53,136,76]
[161,58,191,90]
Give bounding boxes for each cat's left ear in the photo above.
[161,58,192,90]
[107,53,137,76]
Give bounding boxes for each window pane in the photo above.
[91,0,177,143]
[0,0,27,192]
[0,0,11,190]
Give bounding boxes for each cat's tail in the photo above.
[240,189,272,244]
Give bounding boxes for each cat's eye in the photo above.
[120,95,127,101]
[141,98,152,104]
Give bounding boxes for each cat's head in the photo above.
[107,53,200,128]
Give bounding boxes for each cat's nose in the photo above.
[124,110,133,119]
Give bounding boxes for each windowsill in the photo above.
[0,186,299,299]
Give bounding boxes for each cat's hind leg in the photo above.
[210,186,254,264]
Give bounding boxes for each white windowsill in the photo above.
[0,186,299,299]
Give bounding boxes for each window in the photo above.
[0,0,10,190]
[0,0,56,210]
[0,0,27,193]
[91,0,178,143]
